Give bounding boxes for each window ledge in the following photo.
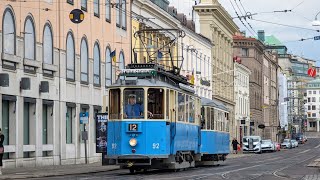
[4,145,15,153]
[24,58,41,68]
[23,145,36,152]
[42,144,54,151]
[1,52,21,64]
[43,63,58,72]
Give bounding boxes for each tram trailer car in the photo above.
[106,65,230,173]
[199,98,230,165]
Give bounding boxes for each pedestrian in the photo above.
[231,138,239,154]
[0,128,4,175]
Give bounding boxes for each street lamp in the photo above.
[312,11,320,26]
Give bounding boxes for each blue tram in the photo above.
[106,64,230,173]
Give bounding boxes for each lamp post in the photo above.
[312,11,320,26]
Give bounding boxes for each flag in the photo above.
[110,50,116,63]
[190,69,195,85]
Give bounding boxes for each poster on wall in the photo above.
[96,113,108,153]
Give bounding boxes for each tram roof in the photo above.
[108,78,195,95]
[201,97,229,112]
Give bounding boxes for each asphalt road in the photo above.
[35,138,320,180]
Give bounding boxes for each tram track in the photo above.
[220,145,318,179]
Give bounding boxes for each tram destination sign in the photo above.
[121,69,157,77]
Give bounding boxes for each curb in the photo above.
[0,166,120,179]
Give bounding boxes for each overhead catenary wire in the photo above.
[234,0,256,35]
[250,18,320,32]
[229,0,256,36]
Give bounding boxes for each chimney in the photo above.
[241,31,246,37]
[258,30,265,42]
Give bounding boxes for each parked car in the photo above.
[275,142,281,151]
[261,139,276,152]
[242,136,262,154]
[281,139,292,149]
[291,139,298,148]
[295,133,307,144]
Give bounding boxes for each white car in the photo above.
[281,139,292,149]
[261,139,276,152]
[242,136,262,154]
[291,139,298,148]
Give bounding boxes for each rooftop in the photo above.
[263,35,284,46]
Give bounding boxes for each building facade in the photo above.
[233,35,264,138]
[0,0,131,168]
[194,0,239,139]
[278,72,288,131]
[234,61,251,142]
[304,79,320,132]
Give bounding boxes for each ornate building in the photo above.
[194,0,239,139]
[0,0,131,167]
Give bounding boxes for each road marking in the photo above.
[298,149,311,154]
[314,144,320,149]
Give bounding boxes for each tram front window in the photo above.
[124,89,144,119]
[147,88,164,119]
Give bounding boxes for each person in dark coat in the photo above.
[0,128,4,175]
[231,138,239,154]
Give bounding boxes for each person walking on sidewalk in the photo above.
[231,138,239,154]
[0,128,4,175]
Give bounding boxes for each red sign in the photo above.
[308,68,316,77]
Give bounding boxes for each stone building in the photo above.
[194,0,239,139]
[0,0,131,168]
[234,61,251,142]
[233,35,264,137]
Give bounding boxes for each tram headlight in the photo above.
[129,138,137,147]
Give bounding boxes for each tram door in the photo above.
[169,90,176,154]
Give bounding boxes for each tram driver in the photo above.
[124,94,153,119]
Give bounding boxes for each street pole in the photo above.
[84,124,88,164]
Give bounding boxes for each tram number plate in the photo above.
[128,124,138,131]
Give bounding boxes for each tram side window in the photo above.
[201,107,205,129]
[206,107,210,130]
[210,108,214,130]
[109,89,120,119]
[189,96,195,123]
[178,93,185,121]
[147,88,164,119]
[124,89,144,119]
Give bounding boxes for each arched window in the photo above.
[24,16,35,60]
[2,8,16,55]
[66,32,75,81]
[43,23,53,64]
[80,37,88,83]
[119,51,125,70]
[105,47,112,86]
[93,42,100,86]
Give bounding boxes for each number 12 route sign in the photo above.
[308,68,316,78]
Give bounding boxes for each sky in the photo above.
[168,0,320,65]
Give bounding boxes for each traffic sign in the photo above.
[308,68,317,77]
[258,124,266,129]
[80,112,89,124]
[69,9,84,24]
[314,36,320,41]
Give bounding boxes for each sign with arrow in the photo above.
[314,36,320,41]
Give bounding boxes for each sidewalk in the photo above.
[0,163,119,179]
